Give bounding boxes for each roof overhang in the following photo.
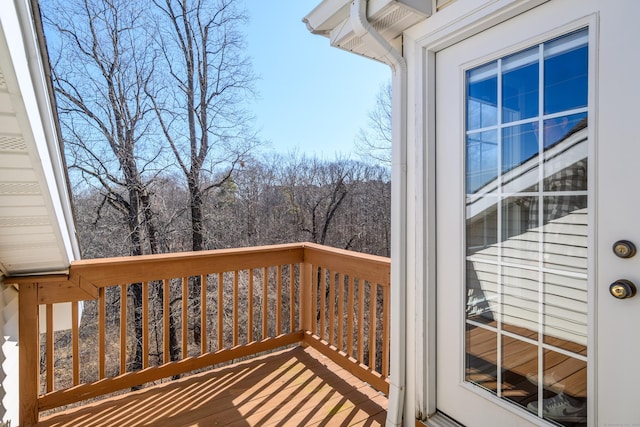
[304,0,431,62]
[0,0,79,278]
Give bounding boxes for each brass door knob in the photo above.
[613,240,636,259]
[609,279,637,299]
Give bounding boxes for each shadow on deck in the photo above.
[35,346,387,427]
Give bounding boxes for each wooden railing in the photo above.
[14,243,390,426]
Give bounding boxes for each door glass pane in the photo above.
[466,324,498,393]
[502,336,538,410]
[501,196,539,267]
[467,130,498,194]
[467,62,498,130]
[502,47,539,123]
[466,261,498,325]
[466,205,498,260]
[544,31,588,114]
[540,350,587,424]
[502,124,539,179]
[502,265,539,339]
[464,28,588,426]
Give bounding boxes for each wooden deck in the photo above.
[35,346,387,427]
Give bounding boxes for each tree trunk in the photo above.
[189,182,204,252]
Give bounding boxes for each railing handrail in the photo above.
[72,243,305,289]
[14,243,391,426]
[302,242,390,286]
[10,242,390,290]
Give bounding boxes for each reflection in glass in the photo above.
[543,114,588,192]
[544,29,588,114]
[464,28,588,425]
[466,197,498,258]
[501,266,539,339]
[466,131,498,194]
[543,193,587,223]
[501,196,534,240]
[466,261,497,325]
[501,196,538,250]
[543,113,588,150]
[543,195,588,272]
[502,47,539,123]
[544,299,588,354]
[466,324,498,393]
[527,350,587,426]
[502,336,537,409]
[502,124,538,179]
[467,61,498,131]
[543,273,588,356]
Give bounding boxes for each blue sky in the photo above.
[244,2,390,158]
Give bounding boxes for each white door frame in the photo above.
[400,0,600,423]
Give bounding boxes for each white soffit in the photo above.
[304,0,431,62]
[0,0,79,278]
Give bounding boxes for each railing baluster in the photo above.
[301,262,311,331]
[358,278,365,362]
[311,265,318,336]
[142,281,149,369]
[369,283,377,370]
[329,270,335,346]
[347,275,354,358]
[262,267,268,339]
[248,269,254,342]
[46,304,53,392]
[320,268,326,340]
[163,279,170,364]
[233,271,239,346]
[72,301,79,385]
[182,277,188,358]
[289,264,295,332]
[383,284,390,377]
[99,287,105,379]
[218,272,224,350]
[201,275,207,354]
[337,273,345,352]
[120,285,127,374]
[276,265,282,335]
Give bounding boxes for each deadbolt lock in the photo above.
[613,240,636,259]
[609,279,637,300]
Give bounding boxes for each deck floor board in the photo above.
[36,346,387,427]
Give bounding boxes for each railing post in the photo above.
[19,282,39,426]
[300,261,312,332]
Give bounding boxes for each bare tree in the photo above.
[149,0,259,253]
[147,0,258,345]
[42,0,175,371]
[355,80,392,165]
[278,154,354,247]
[43,0,161,257]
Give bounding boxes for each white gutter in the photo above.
[349,1,407,425]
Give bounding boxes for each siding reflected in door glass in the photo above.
[464,28,588,427]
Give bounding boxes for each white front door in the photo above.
[434,1,640,426]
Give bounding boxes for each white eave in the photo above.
[0,0,80,278]
[304,0,431,62]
